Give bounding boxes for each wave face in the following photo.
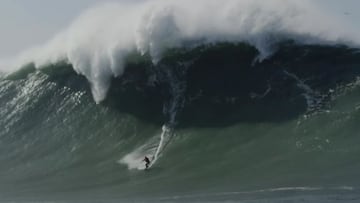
[10,0,360,103]
[1,42,360,202]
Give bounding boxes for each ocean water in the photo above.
[1,1,360,202]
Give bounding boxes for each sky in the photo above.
[0,0,359,59]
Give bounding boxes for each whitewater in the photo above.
[1,0,360,202]
[4,0,358,103]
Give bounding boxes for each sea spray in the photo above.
[150,124,172,166]
[6,0,360,103]
[119,125,175,170]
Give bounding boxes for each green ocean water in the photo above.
[0,43,360,202]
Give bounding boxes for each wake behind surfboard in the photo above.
[119,125,173,171]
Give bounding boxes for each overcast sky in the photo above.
[0,0,359,58]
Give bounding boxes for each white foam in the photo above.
[7,0,360,102]
[119,148,147,170]
[283,70,324,112]
[151,125,172,166]
[160,186,356,200]
[119,124,173,170]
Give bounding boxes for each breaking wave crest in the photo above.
[7,0,360,103]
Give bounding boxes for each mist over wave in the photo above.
[9,0,360,103]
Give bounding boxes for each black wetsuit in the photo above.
[144,157,150,169]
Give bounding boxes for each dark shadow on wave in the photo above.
[28,42,360,128]
[178,43,360,127]
[102,42,360,128]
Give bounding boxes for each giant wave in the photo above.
[1,1,360,202]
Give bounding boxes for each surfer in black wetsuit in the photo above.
[143,156,151,169]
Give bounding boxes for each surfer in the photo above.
[143,156,151,169]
